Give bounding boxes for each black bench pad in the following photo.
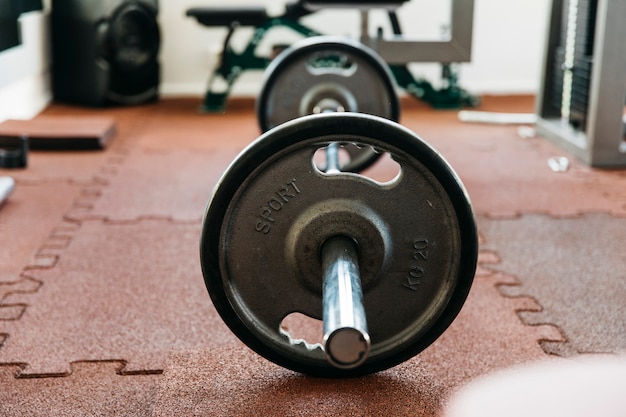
[304,0,408,7]
[186,7,269,27]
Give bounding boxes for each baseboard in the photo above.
[461,79,539,96]
[0,72,52,123]
[159,79,263,99]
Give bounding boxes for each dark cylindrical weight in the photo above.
[322,235,370,369]
[201,113,478,377]
[257,36,398,173]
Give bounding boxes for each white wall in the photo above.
[0,0,549,122]
[160,0,550,97]
[0,7,51,123]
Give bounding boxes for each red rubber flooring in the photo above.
[1,96,624,416]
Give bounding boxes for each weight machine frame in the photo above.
[535,0,626,167]
[186,0,477,112]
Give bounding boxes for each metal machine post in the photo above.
[535,0,626,167]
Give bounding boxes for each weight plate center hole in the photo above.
[313,146,402,184]
[313,145,350,171]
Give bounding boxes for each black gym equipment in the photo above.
[51,0,160,106]
[200,37,478,377]
[186,0,478,112]
[200,38,477,376]
[0,136,28,168]
[257,36,400,173]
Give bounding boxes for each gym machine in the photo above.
[199,36,478,377]
[536,0,626,167]
[186,0,478,112]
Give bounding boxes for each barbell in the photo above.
[200,37,477,377]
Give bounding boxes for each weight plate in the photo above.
[201,113,477,377]
[257,36,400,173]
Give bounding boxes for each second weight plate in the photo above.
[257,36,400,173]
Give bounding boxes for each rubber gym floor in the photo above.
[1,95,625,416]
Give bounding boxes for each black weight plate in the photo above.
[201,113,477,377]
[257,36,400,173]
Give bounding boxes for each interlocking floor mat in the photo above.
[1,96,624,416]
